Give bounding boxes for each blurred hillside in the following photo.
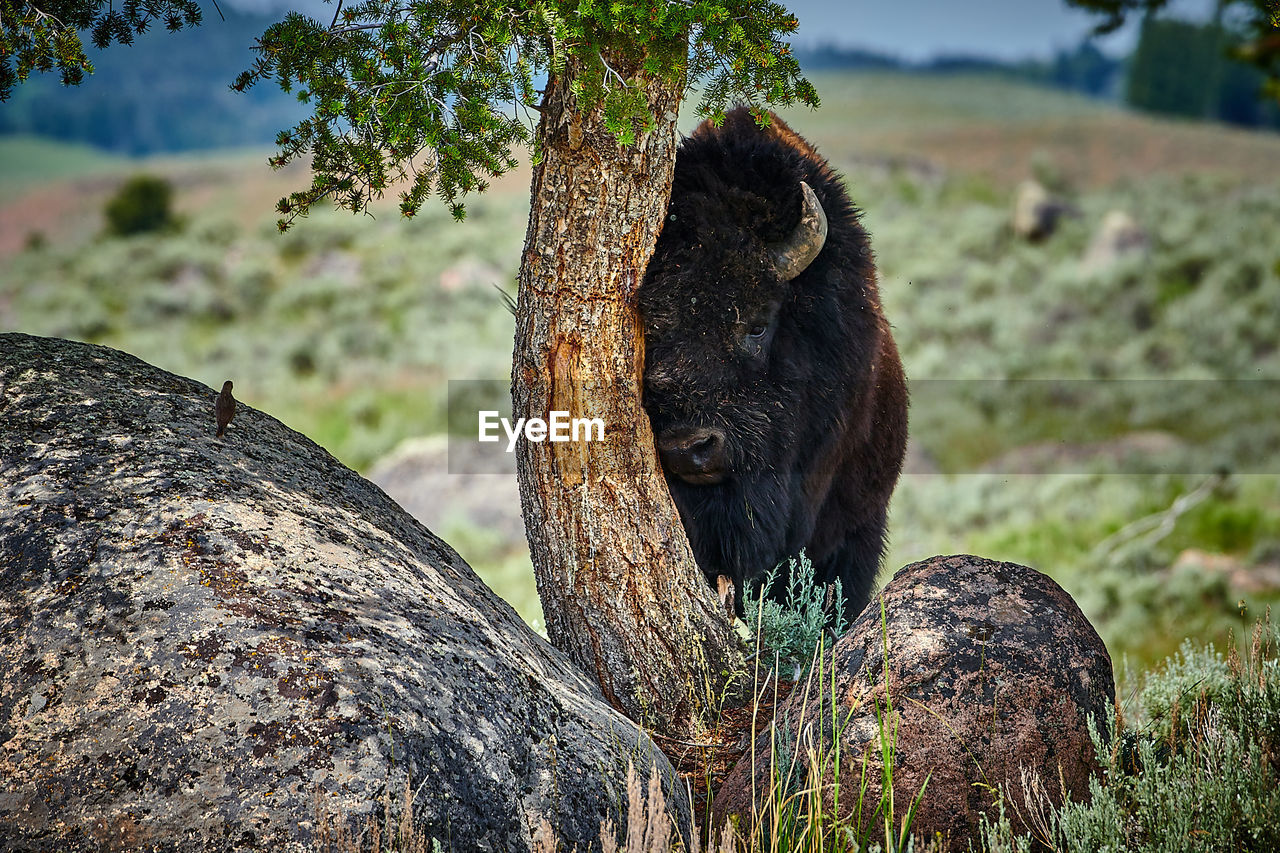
[802,17,1280,131]
[0,9,306,155]
[798,39,1124,99]
[3,71,1280,666]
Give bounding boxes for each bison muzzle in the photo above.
[638,108,908,622]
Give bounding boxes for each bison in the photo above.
[637,108,908,622]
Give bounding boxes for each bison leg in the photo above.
[812,513,889,625]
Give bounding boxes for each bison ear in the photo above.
[768,181,828,281]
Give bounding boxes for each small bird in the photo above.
[215,380,236,438]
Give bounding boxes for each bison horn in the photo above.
[769,181,828,281]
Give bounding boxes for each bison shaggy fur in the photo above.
[638,108,908,621]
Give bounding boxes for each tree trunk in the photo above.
[512,55,745,737]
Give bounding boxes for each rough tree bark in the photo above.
[512,55,745,737]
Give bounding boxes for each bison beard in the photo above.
[638,108,908,623]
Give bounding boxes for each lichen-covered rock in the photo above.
[0,333,686,853]
[714,554,1114,850]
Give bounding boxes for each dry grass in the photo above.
[304,654,921,853]
[313,777,436,853]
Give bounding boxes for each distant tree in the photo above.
[1051,40,1119,96]
[1217,46,1280,123]
[795,44,903,72]
[1067,0,1280,103]
[1126,17,1220,118]
[1125,14,1278,126]
[103,174,176,235]
[0,0,205,100]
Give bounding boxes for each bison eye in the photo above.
[742,319,774,358]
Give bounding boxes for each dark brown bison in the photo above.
[638,108,908,621]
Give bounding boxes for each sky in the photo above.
[781,0,1218,60]
[783,0,1134,60]
[224,0,1219,61]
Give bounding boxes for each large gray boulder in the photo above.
[714,554,1114,850]
[0,333,685,852]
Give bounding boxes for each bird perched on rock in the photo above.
[215,380,236,438]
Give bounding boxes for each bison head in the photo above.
[637,110,887,595]
[643,180,828,486]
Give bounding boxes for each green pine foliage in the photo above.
[230,0,816,228]
[5,0,816,229]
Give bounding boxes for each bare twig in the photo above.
[1092,473,1225,563]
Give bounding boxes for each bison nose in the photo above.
[657,427,728,485]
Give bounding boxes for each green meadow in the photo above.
[4,72,1280,671]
